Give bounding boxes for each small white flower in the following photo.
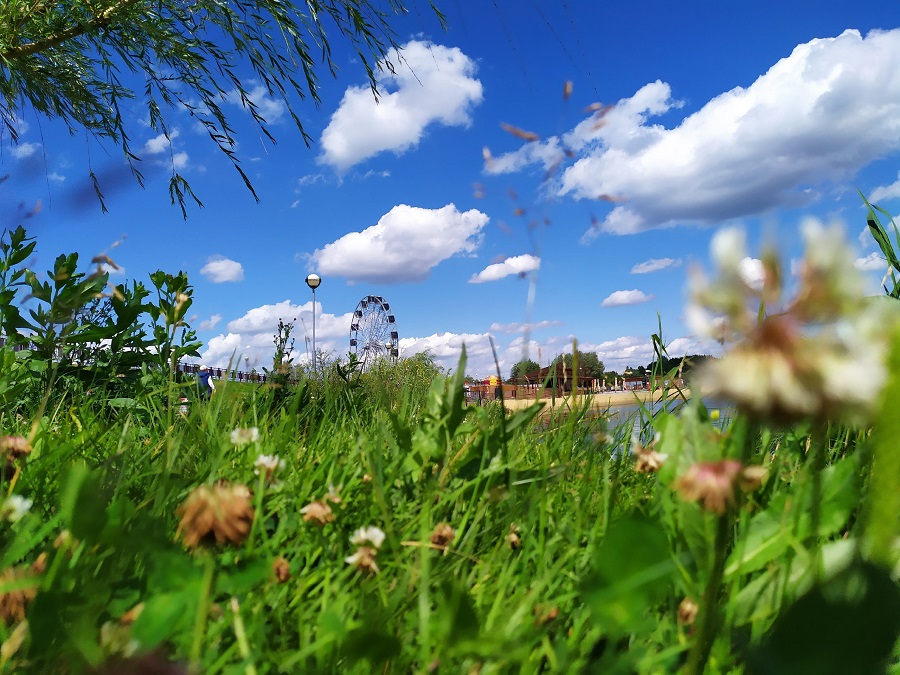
[230,427,260,445]
[254,454,285,474]
[350,526,385,549]
[1,494,32,523]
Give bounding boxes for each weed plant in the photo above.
[1,219,899,673]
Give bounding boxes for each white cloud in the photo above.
[492,29,900,238]
[488,319,563,334]
[11,142,40,159]
[319,40,483,172]
[172,152,189,170]
[200,257,245,283]
[48,172,65,183]
[297,173,326,188]
[601,290,654,307]
[855,252,887,272]
[223,84,286,123]
[870,172,900,202]
[143,129,180,155]
[469,254,540,283]
[312,204,488,283]
[631,257,682,274]
[198,314,222,331]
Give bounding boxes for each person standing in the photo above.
[198,365,216,400]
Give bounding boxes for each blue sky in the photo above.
[4,1,900,378]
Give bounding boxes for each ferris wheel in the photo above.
[349,295,398,369]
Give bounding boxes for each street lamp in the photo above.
[305,273,322,373]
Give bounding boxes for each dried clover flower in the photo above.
[430,523,456,549]
[350,526,385,549]
[0,566,37,626]
[631,434,667,473]
[324,484,342,504]
[300,501,334,526]
[230,427,260,445]
[0,436,31,460]
[678,597,699,625]
[176,483,254,549]
[272,557,291,583]
[507,524,522,550]
[688,222,899,425]
[100,620,139,657]
[345,546,379,575]
[674,460,765,514]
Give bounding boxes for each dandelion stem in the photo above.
[684,512,730,675]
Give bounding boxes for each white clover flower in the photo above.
[230,427,260,445]
[254,454,285,474]
[350,526,386,549]
[689,225,900,425]
[1,494,33,523]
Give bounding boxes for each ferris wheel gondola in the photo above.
[349,295,398,369]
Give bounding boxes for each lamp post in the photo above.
[305,273,322,373]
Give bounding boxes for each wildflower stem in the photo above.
[808,425,827,579]
[684,512,731,675]
[190,553,216,668]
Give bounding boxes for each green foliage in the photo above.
[508,357,540,382]
[553,348,604,378]
[0,0,445,214]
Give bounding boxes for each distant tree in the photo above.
[553,349,604,379]
[509,358,540,382]
[0,0,445,214]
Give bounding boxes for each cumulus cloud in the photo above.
[143,129,180,155]
[319,40,483,171]
[490,29,900,238]
[488,319,563,334]
[869,172,900,202]
[601,290,654,307]
[855,252,887,272]
[11,142,40,159]
[312,204,488,283]
[200,256,245,283]
[198,314,222,331]
[223,84,286,123]
[199,300,355,370]
[48,172,65,183]
[469,254,540,283]
[631,257,682,274]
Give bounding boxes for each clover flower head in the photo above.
[253,454,285,482]
[230,427,260,445]
[300,501,334,526]
[176,483,254,549]
[345,546,379,575]
[674,460,766,514]
[430,523,456,549]
[678,597,699,625]
[350,526,385,549]
[688,223,899,425]
[631,433,667,473]
[1,495,32,523]
[0,436,31,460]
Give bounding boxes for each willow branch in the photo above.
[1,0,142,61]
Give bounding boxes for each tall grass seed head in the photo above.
[176,483,254,549]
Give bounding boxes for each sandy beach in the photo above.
[498,389,689,412]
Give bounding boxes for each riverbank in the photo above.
[498,388,689,412]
